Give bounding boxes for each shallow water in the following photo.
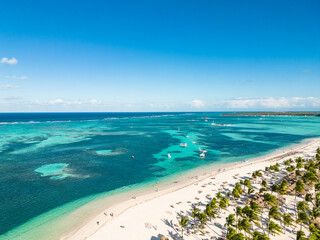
[0,112,320,239]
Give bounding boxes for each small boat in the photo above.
[131,155,135,159]
[168,154,171,158]
[200,152,205,158]
[199,148,208,153]
[180,143,187,147]
[185,135,189,138]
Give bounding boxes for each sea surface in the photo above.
[0,112,320,239]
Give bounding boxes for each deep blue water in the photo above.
[0,112,319,239]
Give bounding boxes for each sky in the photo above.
[0,0,319,112]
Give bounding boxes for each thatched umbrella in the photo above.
[313,217,320,228]
[160,236,169,240]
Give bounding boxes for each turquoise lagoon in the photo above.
[0,112,320,239]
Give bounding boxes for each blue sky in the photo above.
[0,0,319,112]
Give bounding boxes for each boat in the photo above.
[180,143,187,147]
[199,148,208,153]
[168,154,171,158]
[200,152,205,158]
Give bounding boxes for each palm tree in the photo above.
[310,206,320,222]
[250,201,262,215]
[267,206,282,237]
[225,214,236,229]
[297,201,309,212]
[177,215,189,239]
[197,212,208,229]
[297,211,310,230]
[219,197,229,214]
[295,180,305,216]
[296,230,306,240]
[227,227,246,240]
[286,165,295,173]
[205,204,216,222]
[302,171,318,189]
[309,223,320,240]
[251,231,270,240]
[268,221,282,236]
[305,193,314,205]
[191,206,199,228]
[278,179,288,195]
[232,187,242,200]
[282,213,294,234]
[237,217,252,236]
[235,206,243,232]
[226,227,237,240]
[295,169,302,176]
[242,205,260,229]
[248,186,255,196]
[316,192,320,208]
[243,179,252,195]
[261,179,268,189]
[296,162,303,170]
[263,193,278,207]
[229,233,246,240]
[252,170,263,184]
[216,192,223,199]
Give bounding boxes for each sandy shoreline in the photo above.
[62,137,320,240]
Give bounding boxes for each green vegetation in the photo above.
[171,147,320,239]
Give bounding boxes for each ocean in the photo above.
[0,112,319,239]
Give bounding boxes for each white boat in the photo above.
[180,143,187,147]
[199,148,208,153]
[168,154,171,158]
[200,152,205,158]
[185,135,189,138]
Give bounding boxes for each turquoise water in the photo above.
[0,112,320,239]
[34,163,71,180]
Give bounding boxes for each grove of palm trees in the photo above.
[176,148,320,240]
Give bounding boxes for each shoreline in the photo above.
[63,137,320,240]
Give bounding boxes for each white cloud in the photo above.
[190,99,205,108]
[224,97,320,109]
[1,57,18,65]
[49,98,64,104]
[5,75,28,80]
[0,84,20,89]
[89,99,101,105]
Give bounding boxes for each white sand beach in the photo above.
[62,138,320,240]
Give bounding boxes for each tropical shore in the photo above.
[62,137,320,240]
